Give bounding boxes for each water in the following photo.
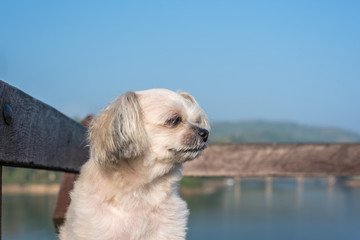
[184,178,360,240]
[2,178,360,240]
[3,194,58,240]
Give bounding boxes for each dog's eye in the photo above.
[166,116,182,127]
[195,117,202,125]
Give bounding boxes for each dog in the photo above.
[59,89,210,240]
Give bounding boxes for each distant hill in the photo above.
[209,120,360,143]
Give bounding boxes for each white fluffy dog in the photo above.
[59,89,210,240]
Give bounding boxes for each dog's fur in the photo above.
[59,89,210,240]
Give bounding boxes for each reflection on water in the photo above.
[184,177,360,240]
[2,178,360,240]
[3,194,58,240]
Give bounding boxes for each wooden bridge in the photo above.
[1,80,360,239]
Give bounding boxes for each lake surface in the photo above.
[2,177,360,240]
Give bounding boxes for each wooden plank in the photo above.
[183,143,360,177]
[0,80,88,172]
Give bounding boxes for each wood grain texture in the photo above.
[0,80,88,172]
[183,143,360,177]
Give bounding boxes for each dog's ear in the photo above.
[178,91,210,131]
[178,91,198,105]
[89,91,148,167]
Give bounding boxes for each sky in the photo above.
[1,0,360,133]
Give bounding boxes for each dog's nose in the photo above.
[198,128,209,142]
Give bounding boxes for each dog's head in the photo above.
[89,89,210,169]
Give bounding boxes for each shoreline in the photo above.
[2,184,60,195]
[3,178,360,195]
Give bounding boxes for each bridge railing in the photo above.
[1,80,360,239]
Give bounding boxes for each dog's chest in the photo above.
[93,194,189,240]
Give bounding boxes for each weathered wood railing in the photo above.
[1,80,360,239]
[1,80,88,239]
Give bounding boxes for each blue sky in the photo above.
[1,0,360,132]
